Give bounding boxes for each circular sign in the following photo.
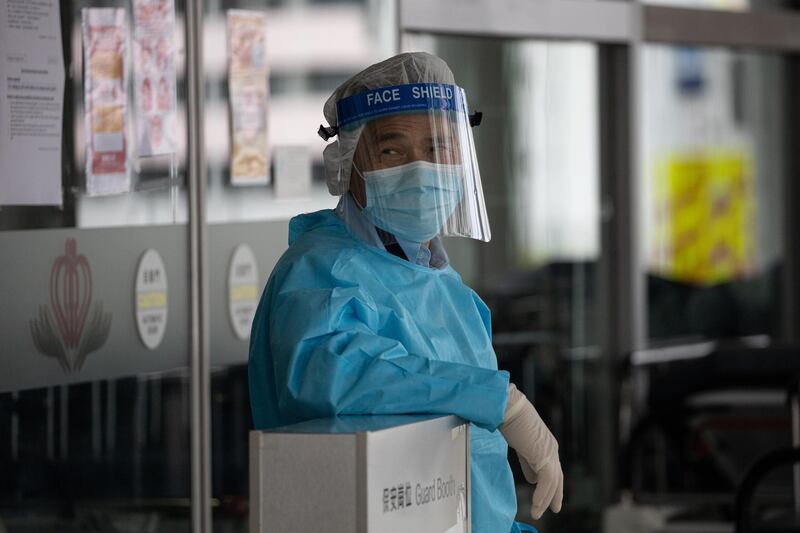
[135,249,168,350]
[228,244,259,340]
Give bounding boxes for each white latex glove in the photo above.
[499,382,563,519]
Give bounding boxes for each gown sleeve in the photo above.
[267,283,510,430]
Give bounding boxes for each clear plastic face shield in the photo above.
[322,83,491,243]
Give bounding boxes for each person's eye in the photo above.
[382,147,400,156]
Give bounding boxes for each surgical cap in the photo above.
[321,52,457,196]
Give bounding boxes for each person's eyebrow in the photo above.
[374,130,452,145]
[376,131,408,143]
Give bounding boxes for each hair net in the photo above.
[321,52,457,196]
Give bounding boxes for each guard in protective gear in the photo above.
[249,52,563,533]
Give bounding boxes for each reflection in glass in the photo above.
[641,46,784,342]
[627,46,791,508]
[0,375,191,531]
[202,0,397,224]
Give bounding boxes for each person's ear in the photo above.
[349,161,366,207]
[350,123,376,207]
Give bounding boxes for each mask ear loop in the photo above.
[350,161,367,210]
[350,161,406,251]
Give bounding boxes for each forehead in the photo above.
[363,113,454,140]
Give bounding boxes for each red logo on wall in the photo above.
[29,239,112,372]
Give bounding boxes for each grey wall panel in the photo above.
[0,225,190,393]
[400,0,634,43]
[644,5,800,52]
[208,219,289,367]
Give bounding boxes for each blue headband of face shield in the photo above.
[317,83,482,140]
[337,83,465,128]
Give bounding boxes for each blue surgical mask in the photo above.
[355,160,464,243]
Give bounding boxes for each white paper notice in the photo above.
[133,0,177,157]
[273,146,311,198]
[0,0,64,206]
[82,8,129,196]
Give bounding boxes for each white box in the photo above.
[250,415,471,533]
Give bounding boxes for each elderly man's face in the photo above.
[350,113,460,206]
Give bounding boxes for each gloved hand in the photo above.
[499,383,563,519]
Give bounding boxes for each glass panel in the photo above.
[204,1,397,530]
[405,34,602,527]
[0,0,192,529]
[641,46,785,343]
[631,45,791,507]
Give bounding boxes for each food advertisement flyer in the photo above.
[227,10,269,185]
[82,8,129,196]
[132,0,177,157]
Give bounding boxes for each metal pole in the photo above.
[596,1,644,502]
[784,53,800,519]
[47,387,55,461]
[60,385,69,460]
[106,380,116,460]
[11,391,19,462]
[783,55,800,344]
[186,0,211,531]
[150,375,162,443]
[134,378,145,498]
[792,383,800,517]
[92,380,102,460]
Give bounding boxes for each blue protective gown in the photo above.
[248,209,518,532]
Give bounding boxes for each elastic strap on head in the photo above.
[349,161,367,210]
[323,140,348,195]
